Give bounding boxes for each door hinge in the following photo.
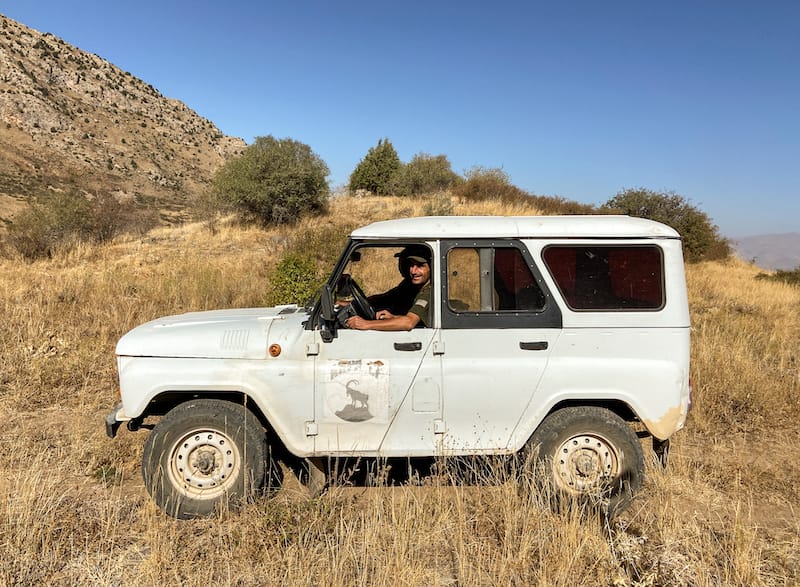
[433,341,445,355]
[304,421,318,436]
[306,342,320,356]
[433,419,446,435]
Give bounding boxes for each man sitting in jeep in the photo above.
[346,245,432,331]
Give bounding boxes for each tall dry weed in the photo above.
[687,258,800,432]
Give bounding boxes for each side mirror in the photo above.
[320,284,335,321]
[318,284,337,343]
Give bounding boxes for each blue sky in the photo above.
[3,1,798,237]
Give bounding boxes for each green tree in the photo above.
[349,138,401,195]
[393,153,461,196]
[602,188,731,262]
[212,135,329,225]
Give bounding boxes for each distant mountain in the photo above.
[732,233,800,271]
[0,14,246,223]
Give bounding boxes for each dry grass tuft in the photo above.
[1,195,797,584]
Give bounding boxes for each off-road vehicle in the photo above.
[106,215,691,518]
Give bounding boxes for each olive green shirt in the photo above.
[408,282,432,327]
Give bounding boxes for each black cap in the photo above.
[395,245,431,264]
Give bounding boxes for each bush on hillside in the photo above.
[266,222,357,306]
[393,153,461,196]
[4,190,152,260]
[349,139,401,196]
[453,167,597,214]
[528,194,597,215]
[266,253,323,306]
[212,135,329,225]
[601,188,731,263]
[755,267,800,287]
[287,222,356,268]
[451,167,531,204]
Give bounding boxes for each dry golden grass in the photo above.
[1,195,798,585]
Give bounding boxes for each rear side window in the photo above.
[542,246,664,310]
[447,246,545,312]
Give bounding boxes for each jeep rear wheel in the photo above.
[142,399,280,519]
[524,406,644,518]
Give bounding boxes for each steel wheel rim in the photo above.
[553,433,619,495]
[167,428,241,500]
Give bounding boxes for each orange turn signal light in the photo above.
[268,343,281,357]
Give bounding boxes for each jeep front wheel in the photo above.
[142,399,279,519]
[524,406,644,517]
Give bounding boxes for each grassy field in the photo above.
[1,195,798,585]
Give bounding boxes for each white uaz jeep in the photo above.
[106,216,691,518]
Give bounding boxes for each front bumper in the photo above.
[105,402,125,438]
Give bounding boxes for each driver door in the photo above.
[311,243,443,456]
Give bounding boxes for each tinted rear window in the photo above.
[542,246,664,310]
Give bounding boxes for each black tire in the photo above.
[523,406,644,518]
[141,399,280,519]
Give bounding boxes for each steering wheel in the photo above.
[348,278,376,320]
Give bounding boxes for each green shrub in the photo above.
[393,153,460,196]
[755,267,800,287]
[5,191,155,260]
[6,191,92,259]
[90,192,156,242]
[349,138,401,195]
[289,223,356,268]
[266,222,357,305]
[212,135,329,225]
[267,253,323,306]
[601,188,731,263]
[451,167,531,204]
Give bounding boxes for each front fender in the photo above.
[116,356,315,456]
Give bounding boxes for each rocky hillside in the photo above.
[0,14,246,223]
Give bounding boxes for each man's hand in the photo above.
[346,315,369,330]
[347,310,393,329]
[346,310,419,331]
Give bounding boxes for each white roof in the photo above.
[351,215,680,240]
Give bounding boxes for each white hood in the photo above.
[116,306,308,359]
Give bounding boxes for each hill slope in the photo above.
[0,14,245,222]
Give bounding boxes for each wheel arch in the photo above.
[546,398,638,425]
[517,398,641,451]
[130,390,291,456]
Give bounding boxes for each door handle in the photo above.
[394,342,422,351]
[520,341,548,351]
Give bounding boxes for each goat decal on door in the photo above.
[323,359,389,423]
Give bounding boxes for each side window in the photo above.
[542,246,664,311]
[332,243,434,327]
[338,246,402,297]
[447,246,545,312]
